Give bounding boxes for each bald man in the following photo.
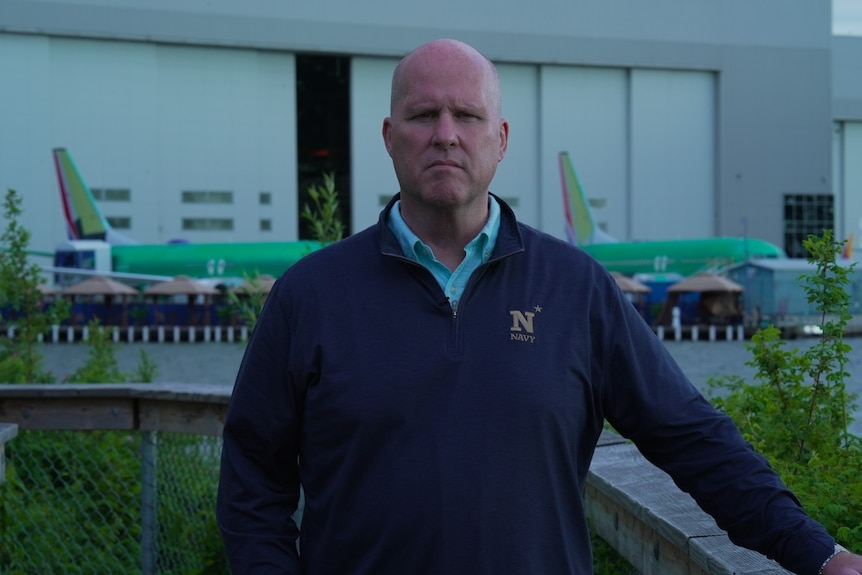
[217,39,861,575]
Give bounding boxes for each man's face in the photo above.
[383,44,508,211]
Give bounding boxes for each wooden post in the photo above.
[0,423,18,486]
[140,431,158,575]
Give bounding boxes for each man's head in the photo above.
[383,39,509,214]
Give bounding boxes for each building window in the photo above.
[783,194,834,258]
[106,216,131,229]
[181,191,233,204]
[260,219,272,231]
[259,192,272,205]
[181,218,234,231]
[91,188,131,201]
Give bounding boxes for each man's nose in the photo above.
[432,113,457,147]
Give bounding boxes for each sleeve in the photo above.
[216,287,304,574]
[600,290,836,575]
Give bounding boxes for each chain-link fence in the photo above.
[0,429,227,575]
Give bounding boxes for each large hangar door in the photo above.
[630,69,716,241]
[540,65,716,243]
[540,66,628,242]
[350,56,399,233]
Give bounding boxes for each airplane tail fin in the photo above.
[558,151,615,246]
[53,148,137,245]
[842,233,854,259]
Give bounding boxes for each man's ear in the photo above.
[382,118,393,156]
[498,118,510,162]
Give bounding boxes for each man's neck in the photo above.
[399,195,490,272]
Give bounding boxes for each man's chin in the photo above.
[421,189,486,210]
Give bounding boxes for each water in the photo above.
[39,341,249,386]
[38,338,862,435]
[667,339,862,436]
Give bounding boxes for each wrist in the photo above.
[817,543,847,575]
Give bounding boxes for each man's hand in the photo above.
[823,550,862,575]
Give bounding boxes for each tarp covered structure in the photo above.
[62,275,140,326]
[657,273,744,325]
[143,275,219,326]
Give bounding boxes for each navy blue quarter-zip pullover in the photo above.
[217,195,835,575]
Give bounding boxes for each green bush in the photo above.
[300,171,345,246]
[708,230,862,549]
[0,188,227,574]
[2,430,143,573]
[0,189,68,383]
[155,434,229,575]
[591,529,638,575]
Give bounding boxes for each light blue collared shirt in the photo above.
[388,197,501,312]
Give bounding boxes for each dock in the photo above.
[14,324,250,344]
[654,324,747,342]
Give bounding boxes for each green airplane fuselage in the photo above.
[582,237,786,276]
[110,241,322,281]
[108,237,783,280]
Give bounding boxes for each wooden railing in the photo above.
[0,384,791,574]
[0,383,229,435]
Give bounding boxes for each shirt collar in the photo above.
[387,196,501,263]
